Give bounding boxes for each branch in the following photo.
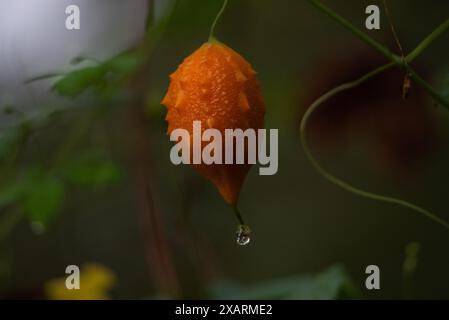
[406,18,449,62]
[300,62,449,231]
[307,0,449,109]
[308,0,400,63]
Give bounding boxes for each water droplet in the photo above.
[236,224,251,246]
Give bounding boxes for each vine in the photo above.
[302,0,449,230]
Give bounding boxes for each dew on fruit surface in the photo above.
[236,224,251,246]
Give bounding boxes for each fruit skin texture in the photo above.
[162,42,265,205]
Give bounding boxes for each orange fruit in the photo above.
[162,42,265,205]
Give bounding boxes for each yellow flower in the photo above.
[45,263,116,300]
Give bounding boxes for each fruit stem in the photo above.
[232,205,245,226]
[208,0,229,42]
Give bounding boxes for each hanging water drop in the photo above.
[236,224,251,246]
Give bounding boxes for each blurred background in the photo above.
[1,0,449,299]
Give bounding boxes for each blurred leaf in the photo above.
[208,265,357,300]
[51,51,143,99]
[0,123,31,163]
[0,127,20,162]
[22,176,64,226]
[106,52,144,75]
[2,104,15,115]
[49,0,177,100]
[0,168,66,228]
[0,178,29,208]
[0,169,38,208]
[52,66,107,98]
[62,153,122,187]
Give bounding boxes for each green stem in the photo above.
[300,63,449,231]
[382,0,405,58]
[407,68,449,108]
[406,18,449,62]
[208,0,229,42]
[308,0,399,63]
[307,0,449,109]
[232,205,245,225]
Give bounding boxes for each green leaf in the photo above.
[0,168,66,229]
[52,66,107,98]
[0,169,39,208]
[62,154,122,187]
[0,123,31,163]
[0,178,29,208]
[0,127,20,162]
[22,177,64,226]
[106,52,144,75]
[207,265,357,300]
[48,45,150,99]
